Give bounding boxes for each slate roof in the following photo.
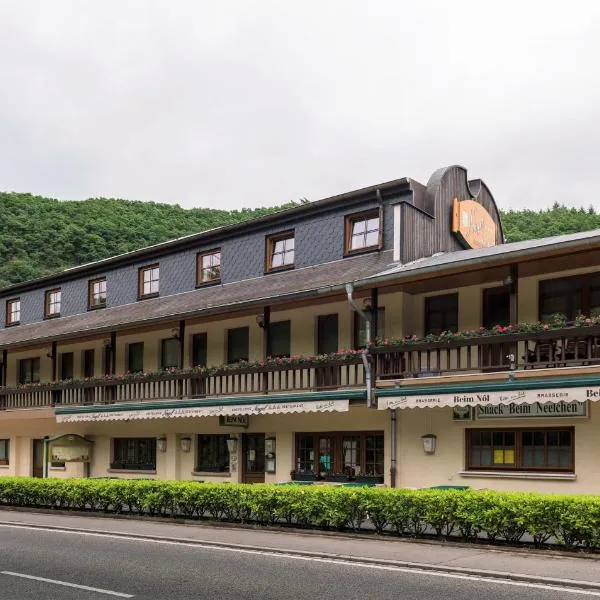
[0,250,397,349]
[2,228,600,349]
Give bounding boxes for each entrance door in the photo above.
[242,434,265,483]
[482,287,511,370]
[32,439,44,478]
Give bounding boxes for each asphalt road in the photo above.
[0,525,598,600]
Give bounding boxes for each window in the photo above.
[345,210,380,254]
[353,307,385,348]
[6,298,20,326]
[539,274,600,322]
[424,293,458,335]
[267,320,291,358]
[0,439,9,465]
[266,231,295,272]
[88,278,107,309]
[138,264,159,299]
[467,428,574,472]
[45,288,61,318]
[196,435,230,472]
[191,333,207,367]
[197,249,221,285]
[18,358,40,384]
[127,342,144,373]
[111,438,156,470]
[161,338,180,369]
[60,352,74,380]
[227,327,249,363]
[317,314,338,355]
[295,432,384,477]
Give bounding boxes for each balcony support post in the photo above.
[509,264,519,369]
[50,341,57,382]
[110,331,117,375]
[1,349,6,387]
[262,307,271,393]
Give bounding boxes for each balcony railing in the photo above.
[2,325,600,411]
[0,358,365,411]
[371,325,600,378]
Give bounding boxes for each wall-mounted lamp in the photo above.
[179,436,192,453]
[362,297,373,311]
[503,275,514,287]
[171,328,180,340]
[157,436,167,453]
[103,339,113,351]
[226,436,238,454]
[255,314,266,328]
[421,434,437,455]
[46,348,55,359]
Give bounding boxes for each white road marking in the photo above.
[0,570,133,597]
[0,522,598,596]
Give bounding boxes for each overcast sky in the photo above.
[1,1,599,211]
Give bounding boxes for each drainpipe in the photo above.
[345,283,373,408]
[390,409,397,488]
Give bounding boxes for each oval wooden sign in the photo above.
[452,198,497,249]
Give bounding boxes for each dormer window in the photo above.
[45,289,61,318]
[345,210,380,255]
[138,264,160,299]
[266,231,295,272]
[197,249,221,286]
[6,298,20,326]
[88,278,107,309]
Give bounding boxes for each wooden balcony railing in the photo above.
[370,325,600,379]
[2,325,600,411]
[0,358,365,410]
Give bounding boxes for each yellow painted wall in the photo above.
[395,403,600,493]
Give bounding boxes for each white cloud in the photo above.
[0,0,599,211]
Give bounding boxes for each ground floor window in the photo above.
[111,438,156,470]
[196,434,229,472]
[294,432,384,478]
[0,439,9,465]
[466,427,574,472]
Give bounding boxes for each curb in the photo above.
[2,518,600,592]
[1,505,599,562]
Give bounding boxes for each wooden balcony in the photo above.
[0,358,365,411]
[371,325,600,378]
[2,325,600,411]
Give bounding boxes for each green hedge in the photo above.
[1,477,600,550]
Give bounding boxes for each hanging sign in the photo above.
[219,415,249,427]
[452,198,497,249]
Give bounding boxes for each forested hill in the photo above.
[0,192,296,288]
[0,193,599,288]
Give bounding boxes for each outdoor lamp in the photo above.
[226,436,238,454]
[157,436,167,453]
[421,434,437,455]
[179,436,192,453]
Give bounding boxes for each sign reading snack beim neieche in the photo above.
[475,400,587,419]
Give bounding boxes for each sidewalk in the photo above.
[1,507,599,588]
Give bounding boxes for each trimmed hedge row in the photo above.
[1,477,600,550]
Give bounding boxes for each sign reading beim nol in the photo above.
[452,198,497,249]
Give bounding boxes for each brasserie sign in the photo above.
[475,400,587,419]
[379,386,600,411]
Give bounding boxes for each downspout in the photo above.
[345,283,373,408]
[390,409,397,488]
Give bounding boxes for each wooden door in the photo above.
[481,287,511,370]
[32,439,44,478]
[242,434,265,484]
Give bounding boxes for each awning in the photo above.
[378,385,599,410]
[55,396,351,424]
